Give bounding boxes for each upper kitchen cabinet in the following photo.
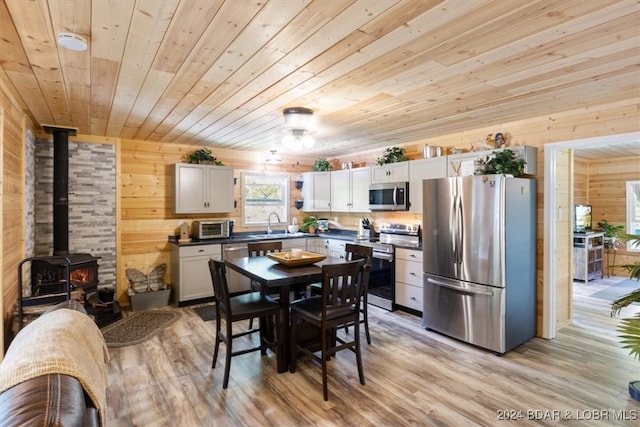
[447,145,537,177]
[174,163,234,214]
[409,157,447,213]
[301,171,331,212]
[371,162,409,183]
[330,167,371,213]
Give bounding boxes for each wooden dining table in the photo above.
[224,255,344,373]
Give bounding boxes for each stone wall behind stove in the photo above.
[34,139,116,288]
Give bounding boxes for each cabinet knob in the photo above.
[410,297,417,301]
[410,272,417,276]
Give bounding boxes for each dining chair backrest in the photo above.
[345,243,372,295]
[345,243,373,264]
[247,241,283,257]
[208,258,230,310]
[321,259,366,317]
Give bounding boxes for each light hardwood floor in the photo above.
[106,279,640,426]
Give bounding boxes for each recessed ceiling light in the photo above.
[57,32,88,51]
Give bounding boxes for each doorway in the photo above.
[543,131,640,339]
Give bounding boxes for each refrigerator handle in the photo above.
[426,277,494,296]
[450,195,457,263]
[456,194,464,264]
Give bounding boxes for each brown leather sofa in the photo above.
[0,300,107,426]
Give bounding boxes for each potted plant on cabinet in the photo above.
[481,149,526,176]
[312,158,331,171]
[376,146,407,165]
[610,233,640,401]
[185,148,224,165]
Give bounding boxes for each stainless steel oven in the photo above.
[355,222,420,311]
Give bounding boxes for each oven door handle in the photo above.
[372,252,393,262]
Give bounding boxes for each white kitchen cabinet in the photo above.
[174,163,234,213]
[330,167,371,212]
[371,162,409,183]
[408,157,447,213]
[282,238,307,251]
[395,248,423,313]
[301,171,331,212]
[307,237,329,255]
[170,243,221,306]
[447,145,537,177]
[327,239,347,259]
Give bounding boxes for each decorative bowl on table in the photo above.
[267,251,326,267]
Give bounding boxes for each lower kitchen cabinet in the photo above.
[282,238,307,251]
[170,243,221,306]
[307,237,329,255]
[395,248,423,313]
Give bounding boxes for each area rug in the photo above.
[193,304,216,322]
[590,279,640,302]
[101,310,180,348]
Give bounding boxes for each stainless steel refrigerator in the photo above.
[422,174,536,353]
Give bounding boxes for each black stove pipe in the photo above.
[43,125,77,256]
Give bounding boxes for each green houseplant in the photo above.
[481,149,526,176]
[610,233,640,401]
[301,216,318,234]
[376,146,407,165]
[597,220,625,249]
[186,148,224,165]
[312,158,331,171]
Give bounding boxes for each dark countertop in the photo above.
[168,229,421,250]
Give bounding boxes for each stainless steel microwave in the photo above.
[369,182,410,211]
[192,220,231,239]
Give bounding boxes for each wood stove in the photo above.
[21,125,122,328]
[31,254,100,296]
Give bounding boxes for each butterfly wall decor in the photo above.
[126,263,167,293]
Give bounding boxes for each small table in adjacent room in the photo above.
[573,232,605,283]
[224,255,344,373]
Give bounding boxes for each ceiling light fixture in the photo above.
[282,107,315,151]
[265,150,282,163]
[57,32,88,51]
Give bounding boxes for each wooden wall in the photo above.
[574,159,589,205]
[554,150,574,329]
[0,86,638,352]
[588,156,640,275]
[0,73,29,356]
[117,140,317,304]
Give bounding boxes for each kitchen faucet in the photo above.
[267,212,281,235]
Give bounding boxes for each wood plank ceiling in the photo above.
[0,0,638,158]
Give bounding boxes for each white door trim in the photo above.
[542,131,640,339]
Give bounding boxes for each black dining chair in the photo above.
[289,258,368,401]
[246,241,283,329]
[208,259,281,389]
[308,243,373,344]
